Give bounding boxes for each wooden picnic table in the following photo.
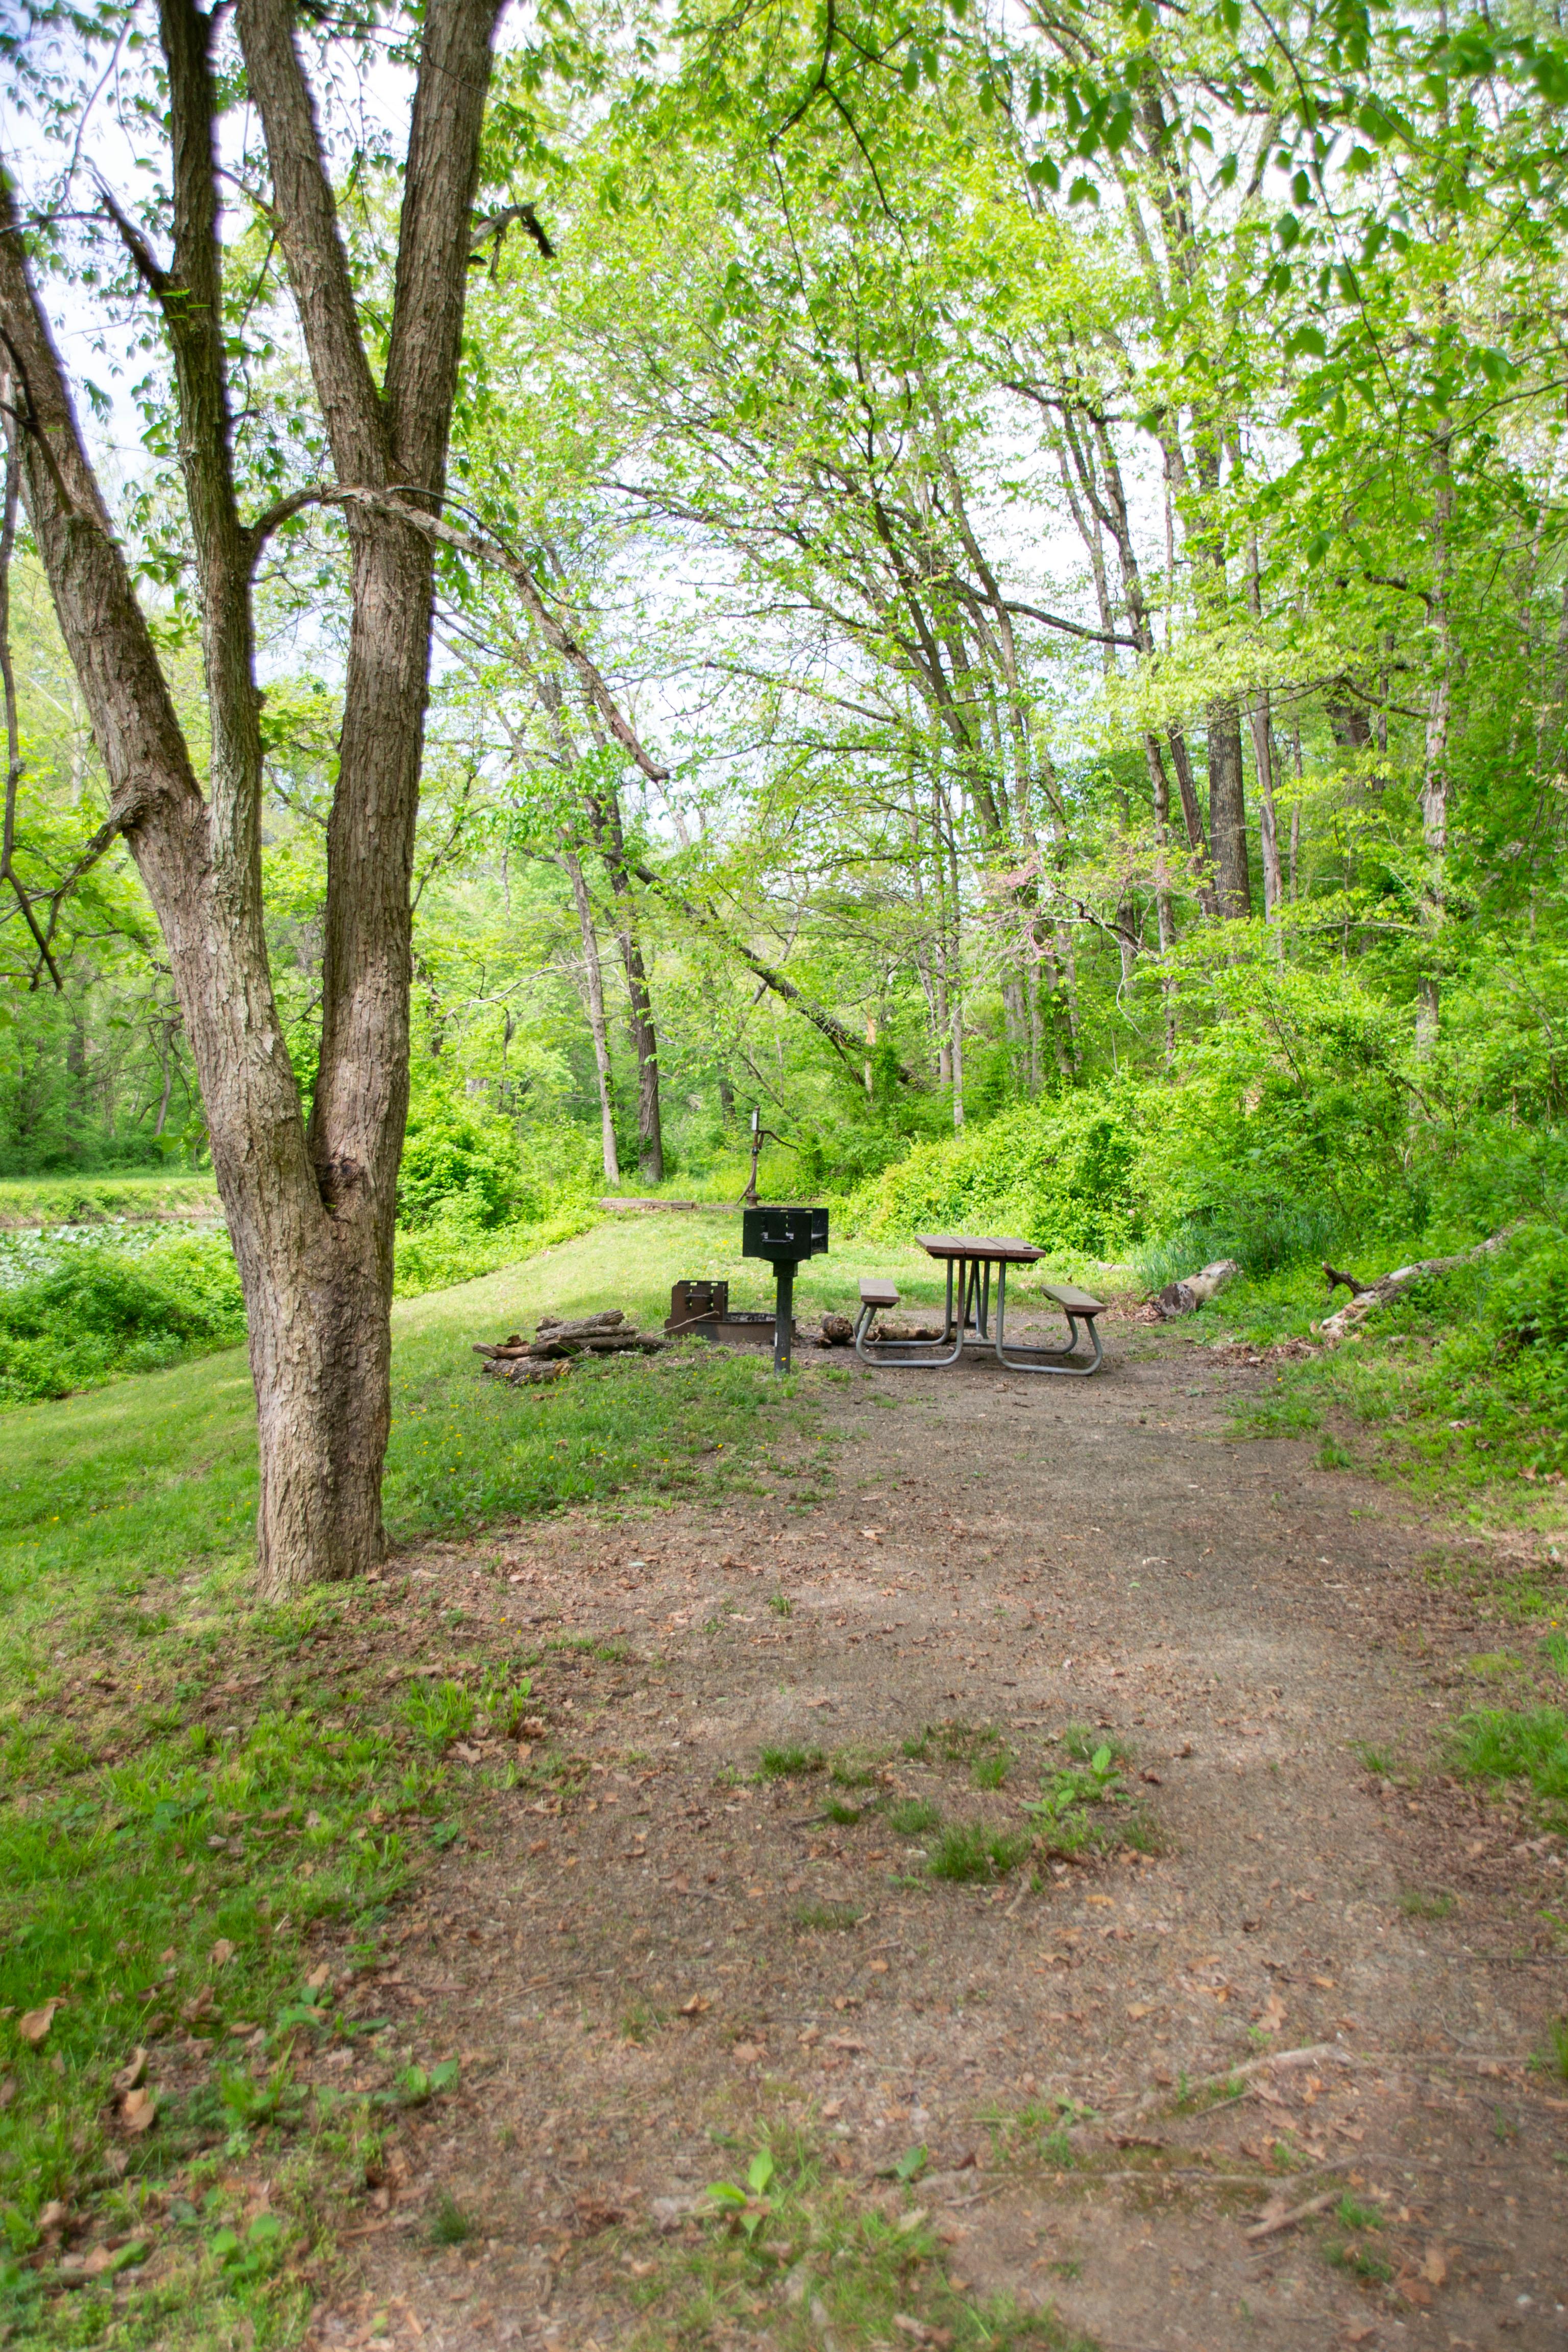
[852,1233,1106,1376]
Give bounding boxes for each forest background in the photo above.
[3,0,1567,1428]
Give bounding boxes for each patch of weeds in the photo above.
[981,2097,1096,2168]
[629,2125,1086,2352]
[1023,1737,1154,1859]
[767,1591,793,1618]
[758,1744,824,1779]
[793,1900,862,1932]
[822,1798,862,1826]
[1063,1724,1131,1766]
[927,1820,1033,1882]
[1531,2018,1568,2080]
[621,1998,668,2044]
[901,1728,932,1760]
[1336,2194,1383,2232]
[428,2189,476,2246]
[1353,1742,1396,1776]
[1325,2238,1393,2285]
[972,1748,1012,1791]
[829,1746,883,1789]
[1541,1630,1568,1678]
[1318,1435,1353,1469]
[887,1795,942,1839]
[1448,1704,1568,1824]
[402,1677,476,1750]
[1399,1888,1456,1920]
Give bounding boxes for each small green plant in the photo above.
[1353,1742,1396,1776]
[887,1795,942,1838]
[1398,1888,1455,1920]
[758,1744,823,1778]
[793,1899,862,1931]
[385,2058,461,2108]
[1318,1435,1353,1469]
[823,1798,862,1826]
[768,1590,793,1618]
[1534,2018,1568,2080]
[900,1729,931,1760]
[971,1748,1012,1791]
[402,1678,476,1750]
[208,2213,283,2283]
[1541,1631,1568,1678]
[428,2189,476,2246]
[927,1819,1032,1882]
[829,1747,881,1788]
[1062,1724,1130,1767]
[706,2147,775,2243]
[1336,2194,1383,2232]
[1326,2237,1392,2284]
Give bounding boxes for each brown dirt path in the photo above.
[308,1313,1567,2352]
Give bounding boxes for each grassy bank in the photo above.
[0,1175,220,1230]
[2,1213,893,2345]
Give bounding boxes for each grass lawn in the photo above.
[0,1211,1028,2348]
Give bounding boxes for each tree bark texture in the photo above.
[1205,696,1252,921]
[562,845,621,1185]
[590,787,664,1182]
[0,0,502,1596]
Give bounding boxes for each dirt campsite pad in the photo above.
[274,1305,1568,2352]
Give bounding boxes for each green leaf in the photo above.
[746,2149,775,2196]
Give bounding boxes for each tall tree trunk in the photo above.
[590,787,663,1181]
[1417,429,1454,1060]
[1206,697,1252,920]
[0,0,501,1596]
[561,845,619,1185]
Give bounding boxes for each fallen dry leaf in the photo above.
[18,2000,61,2047]
[1419,2244,1448,2288]
[38,2201,67,2233]
[1310,1974,1336,1990]
[304,1963,331,1993]
[112,2048,147,2095]
[1126,2001,1155,2020]
[119,2087,157,2134]
[81,2246,116,2278]
[678,1994,711,2017]
[731,2041,764,2064]
[210,1939,235,1969]
[1255,1993,1287,2032]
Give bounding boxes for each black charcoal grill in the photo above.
[741,1204,829,1373]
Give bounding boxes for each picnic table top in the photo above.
[916,1233,1044,1264]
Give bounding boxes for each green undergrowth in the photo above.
[628,2125,1095,2350]
[0,1234,247,1405]
[1208,1222,1568,1510]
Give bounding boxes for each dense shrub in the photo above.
[0,1234,246,1403]
[843,1089,1147,1258]
[398,1102,532,1230]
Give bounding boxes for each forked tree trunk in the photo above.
[0,0,503,1597]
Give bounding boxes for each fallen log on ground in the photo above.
[1151,1258,1241,1318]
[475,1307,667,1382]
[1314,1225,1518,1343]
